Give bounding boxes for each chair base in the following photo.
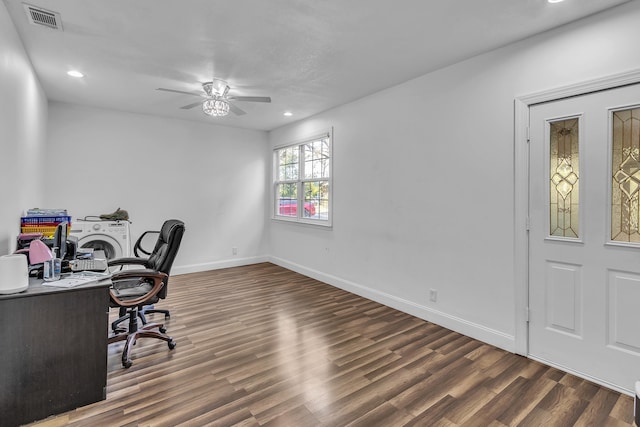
[111,305,170,332]
[108,308,176,368]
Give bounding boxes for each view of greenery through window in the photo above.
[274,133,331,224]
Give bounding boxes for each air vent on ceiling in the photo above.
[23,3,63,31]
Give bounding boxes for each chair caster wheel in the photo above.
[159,326,167,333]
[168,340,176,350]
[165,313,170,319]
[123,360,132,369]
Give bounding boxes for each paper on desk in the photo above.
[42,272,111,288]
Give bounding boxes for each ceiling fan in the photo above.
[156,78,271,117]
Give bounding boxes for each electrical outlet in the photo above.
[429,289,438,302]
[232,247,238,255]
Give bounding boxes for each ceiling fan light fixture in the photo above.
[202,98,230,117]
[158,77,269,117]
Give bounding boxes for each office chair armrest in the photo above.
[133,230,160,257]
[109,270,168,307]
[108,257,149,267]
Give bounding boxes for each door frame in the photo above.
[513,69,640,356]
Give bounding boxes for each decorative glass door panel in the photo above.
[549,118,580,239]
[611,106,640,243]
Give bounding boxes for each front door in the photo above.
[529,83,640,393]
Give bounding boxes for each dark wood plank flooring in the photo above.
[27,263,635,426]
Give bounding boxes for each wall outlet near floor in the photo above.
[429,289,438,302]
[232,247,238,255]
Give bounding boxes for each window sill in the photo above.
[271,216,332,228]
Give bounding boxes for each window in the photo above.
[273,130,332,226]
[611,106,640,243]
[549,117,580,239]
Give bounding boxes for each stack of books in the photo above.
[20,209,71,239]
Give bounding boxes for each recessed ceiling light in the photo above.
[67,70,84,78]
[283,111,293,117]
[548,0,564,3]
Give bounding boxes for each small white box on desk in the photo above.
[0,254,28,294]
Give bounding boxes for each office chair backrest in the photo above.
[146,219,185,297]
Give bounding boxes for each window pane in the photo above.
[276,183,297,217]
[278,147,299,181]
[304,180,329,221]
[612,107,640,243]
[549,118,579,238]
[303,138,330,179]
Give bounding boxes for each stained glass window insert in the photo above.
[611,107,640,243]
[549,118,579,238]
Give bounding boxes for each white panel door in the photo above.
[529,83,640,393]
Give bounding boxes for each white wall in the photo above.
[46,102,269,272]
[0,2,48,255]
[268,2,640,352]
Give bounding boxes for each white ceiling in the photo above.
[3,0,631,131]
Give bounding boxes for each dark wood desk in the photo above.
[0,277,111,427]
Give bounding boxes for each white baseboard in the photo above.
[269,256,516,353]
[172,255,269,276]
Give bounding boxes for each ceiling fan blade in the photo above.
[227,96,271,103]
[180,101,203,110]
[228,102,246,116]
[156,88,202,97]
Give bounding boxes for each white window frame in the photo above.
[272,129,332,227]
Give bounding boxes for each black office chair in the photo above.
[108,219,185,331]
[107,219,184,367]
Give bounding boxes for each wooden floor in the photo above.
[28,263,634,427]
